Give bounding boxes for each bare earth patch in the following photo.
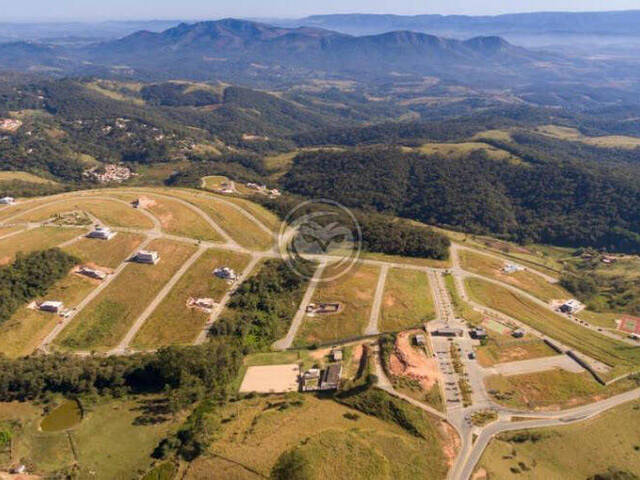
[239,364,300,393]
[389,330,439,390]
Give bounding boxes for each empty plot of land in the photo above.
[164,189,274,250]
[218,194,281,232]
[466,277,640,377]
[380,269,435,332]
[296,263,380,345]
[55,239,197,351]
[0,227,82,265]
[63,232,145,269]
[0,274,96,358]
[10,197,155,229]
[132,248,251,349]
[239,364,300,393]
[492,356,583,376]
[459,249,567,302]
[134,193,223,241]
[476,335,557,367]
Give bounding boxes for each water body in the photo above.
[40,399,82,432]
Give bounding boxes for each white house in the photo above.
[135,250,160,264]
[40,301,63,313]
[79,266,108,280]
[88,226,116,240]
[0,196,15,205]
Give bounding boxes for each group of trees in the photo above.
[281,145,640,254]
[0,249,78,325]
[210,259,312,352]
[0,341,242,403]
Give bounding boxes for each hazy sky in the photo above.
[4,0,640,21]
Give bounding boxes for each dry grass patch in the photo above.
[0,171,57,184]
[63,232,145,269]
[0,227,82,265]
[360,251,451,269]
[476,335,557,367]
[380,269,435,332]
[55,239,197,351]
[132,248,251,349]
[415,142,521,163]
[10,197,154,229]
[485,369,638,411]
[0,274,96,358]
[296,263,379,345]
[459,249,567,302]
[536,124,640,149]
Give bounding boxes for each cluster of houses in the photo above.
[246,182,281,198]
[301,349,343,392]
[83,164,135,184]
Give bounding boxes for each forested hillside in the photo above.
[282,147,640,253]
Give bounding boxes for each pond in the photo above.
[40,399,82,432]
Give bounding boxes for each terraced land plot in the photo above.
[162,189,275,250]
[131,193,223,241]
[478,399,640,479]
[360,251,451,269]
[0,227,82,265]
[7,196,155,229]
[55,239,197,351]
[466,277,640,378]
[63,232,145,269]
[188,395,451,480]
[459,249,567,302]
[132,248,251,349]
[476,334,558,367]
[295,263,380,345]
[217,193,281,232]
[0,274,96,358]
[379,269,435,332]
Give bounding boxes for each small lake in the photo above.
[40,399,82,432]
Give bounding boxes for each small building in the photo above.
[414,334,426,346]
[193,298,215,310]
[40,301,63,313]
[512,328,525,338]
[559,299,581,314]
[502,263,523,274]
[88,226,115,240]
[214,266,237,281]
[135,250,160,264]
[469,327,488,340]
[431,327,463,338]
[306,302,340,314]
[10,465,26,474]
[320,363,342,391]
[79,266,107,280]
[0,196,15,205]
[330,348,343,362]
[601,255,617,265]
[301,368,321,392]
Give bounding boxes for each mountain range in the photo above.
[0,18,574,87]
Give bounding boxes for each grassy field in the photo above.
[380,269,435,332]
[476,335,557,367]
[536,124,640,149]
[10,197,155,229]
[202,175,231,190]
[188,394,450,480]
[459,249,568,302]
[132,248,251,349]
[359,251,452,269]
[466,277,640,377]
[0,273,96,358]
[0,227,82,265]
[444,274,483,325]
[63,232,146,269]
[55,239,197,351]
[477,399,640,479]
[0,225,24,238]
[157,189,274,250]
[296,263,380,345]
[485,370,638,411]
[140,193,223,241]
[0,171,57,184]
[216,194,281,232]
[0,396,181,479]
[415,142,521,163]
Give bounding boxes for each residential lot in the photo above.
[380,269,435,332]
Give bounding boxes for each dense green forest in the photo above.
[281,147,640,253]
[0,248,78,325]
